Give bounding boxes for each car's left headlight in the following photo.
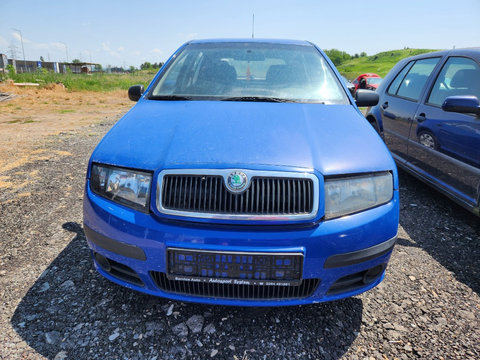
[324,172,393,219]
[90,163,152,212]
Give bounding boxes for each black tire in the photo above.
[367,117,383,138]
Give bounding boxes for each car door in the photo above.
[409,56,480,207]
[381,57,441,160]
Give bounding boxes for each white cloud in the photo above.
[11,31,31,43]
[29,41,66,51]
[151,48,163,54]
[134,51,141,56]
[100,42,121,57]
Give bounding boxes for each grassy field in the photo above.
[7,70,157,92]
[337,48,437,80]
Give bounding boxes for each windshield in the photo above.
[149,42,349,104]
[366,77,382,85]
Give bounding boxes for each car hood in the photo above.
[91,100,395,176]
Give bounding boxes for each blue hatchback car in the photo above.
[83,39,399,306]
[366,48,480,216]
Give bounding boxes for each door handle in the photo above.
[415,113,426,122]
[381,102,389,109]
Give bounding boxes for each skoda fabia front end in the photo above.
[83,39,399,306]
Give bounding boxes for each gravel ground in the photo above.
[0,116,479,360]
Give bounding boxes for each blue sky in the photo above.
[0,0,479,68]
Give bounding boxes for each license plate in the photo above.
[166,248,303,286]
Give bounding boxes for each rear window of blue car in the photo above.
[149,42,349,104]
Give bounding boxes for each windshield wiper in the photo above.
[221,96,296,103]
[149,95,193,101]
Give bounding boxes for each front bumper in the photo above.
[83,186,399,306]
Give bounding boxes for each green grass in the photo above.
[9,70,156,92]
[337,49,438,80]
[59,109,75,114]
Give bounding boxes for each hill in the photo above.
[337,48,438,80]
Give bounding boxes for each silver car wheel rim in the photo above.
[419,133,435,149]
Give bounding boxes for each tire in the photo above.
[367,117,382,138]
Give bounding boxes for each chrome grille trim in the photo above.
[156,169,319,221]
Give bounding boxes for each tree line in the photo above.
[323,49,367,66]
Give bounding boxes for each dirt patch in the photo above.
[0,83,131,173]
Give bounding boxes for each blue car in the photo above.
[83,39,399,306]
[366,48,480,216]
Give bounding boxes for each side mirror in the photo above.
[355,89,379,107]
[442,95,480,116]
[128,84,144,102]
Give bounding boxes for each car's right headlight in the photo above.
[324,172,393,219]
[90,163,152,212]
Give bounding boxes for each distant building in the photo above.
[0,53,8,73]
[0,54,100,74]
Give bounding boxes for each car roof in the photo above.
[405,47,480,61]
[358,73,380,78]
[188,38,313,46]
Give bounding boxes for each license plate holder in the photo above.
[166,248,303,286]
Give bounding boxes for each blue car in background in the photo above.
[366,48,480,216]
[83,39,399,306]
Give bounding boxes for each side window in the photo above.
[387,61,413,95]
[388,57,440,101]
[427,57,480,106]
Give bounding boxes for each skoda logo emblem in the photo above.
[226,171,248,193]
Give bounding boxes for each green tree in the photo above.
[6,64,16,78]
[72,59,81,64]
[324,49,351,66]
[140,61,153,70]
[40,56,45,62]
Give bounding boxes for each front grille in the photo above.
[151,271,320,300]
[159,172,315,218]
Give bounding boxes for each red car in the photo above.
[352,73,382,93]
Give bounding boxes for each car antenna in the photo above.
[252,13,255,38]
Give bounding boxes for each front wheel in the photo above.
[367,117,383,139]
[418,131,439,150]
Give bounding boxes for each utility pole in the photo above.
[12,28,26,73]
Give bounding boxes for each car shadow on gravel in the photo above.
[397,170,480,295]
[12,222,363,359]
